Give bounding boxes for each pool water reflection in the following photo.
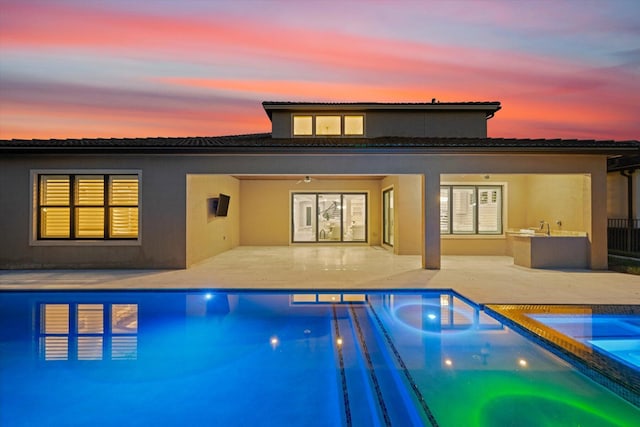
[0,290,638,426]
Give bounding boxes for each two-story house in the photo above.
[1,101,638,270]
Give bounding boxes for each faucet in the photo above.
[539,220,550,236]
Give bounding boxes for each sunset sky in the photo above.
[1,0,638,140]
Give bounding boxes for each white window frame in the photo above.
[30,169,142,246]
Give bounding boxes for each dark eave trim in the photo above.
[608,155,640,172]
[261,101,502,120]
[2,145,638,156]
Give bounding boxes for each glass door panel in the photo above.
[452,187,476,234]
[318,194,341,242]
[342,194,366,242]
[383,189,394,246]
[292,194,317,242]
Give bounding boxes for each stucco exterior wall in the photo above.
[0,152,609,269]
[525,174,590,232]
[270,110,488,138]
[608,172,639,219]
[380,175,423,255]
[186,175,240,267]
[0,155,187,269]
[239,178,382,246]
[367,111,487,138]
[270,111,290,139]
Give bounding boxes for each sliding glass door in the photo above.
[342,194,366,242]
[292,193,366,243]
[318,194,341,241]
[383,188,394,246]
[292,193,316,242]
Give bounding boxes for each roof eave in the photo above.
[1,145,637,156]
[262,101,502,120]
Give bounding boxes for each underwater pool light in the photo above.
[270,336,279,349]
[204,293,213,300]
[427,313,437,321]
[518,358,528,367]
[336,337,343,346]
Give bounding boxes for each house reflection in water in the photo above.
[0,292,232,363]
[40,302,138,360]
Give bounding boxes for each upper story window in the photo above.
[292,114,364,137]
[37,173,139,240]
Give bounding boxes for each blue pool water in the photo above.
[0,290,638,426]
[529,313,640,371]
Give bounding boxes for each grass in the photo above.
[608,254,640,275]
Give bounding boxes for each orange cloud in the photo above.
[1,2,638,140]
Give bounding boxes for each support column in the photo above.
[422,172,441,269]
[589,169,608,269]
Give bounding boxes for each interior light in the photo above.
[518,358,528,367]
[336,337,343,346]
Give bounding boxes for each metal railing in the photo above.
[608,218,640,257]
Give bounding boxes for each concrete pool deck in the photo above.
[1,246,639,305]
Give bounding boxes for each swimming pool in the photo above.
[1,290,638,426]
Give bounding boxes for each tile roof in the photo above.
[1,133,639,155]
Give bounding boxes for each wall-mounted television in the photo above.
[212,193,230,217]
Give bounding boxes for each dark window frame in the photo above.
[440,185,503,235]
[37,173,139,240]
[383,187,394,246]
[291,192,368,243]
[37,302,138,361]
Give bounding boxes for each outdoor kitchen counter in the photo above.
[507,230,589,269]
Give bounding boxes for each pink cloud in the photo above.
[0,1,637,140]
